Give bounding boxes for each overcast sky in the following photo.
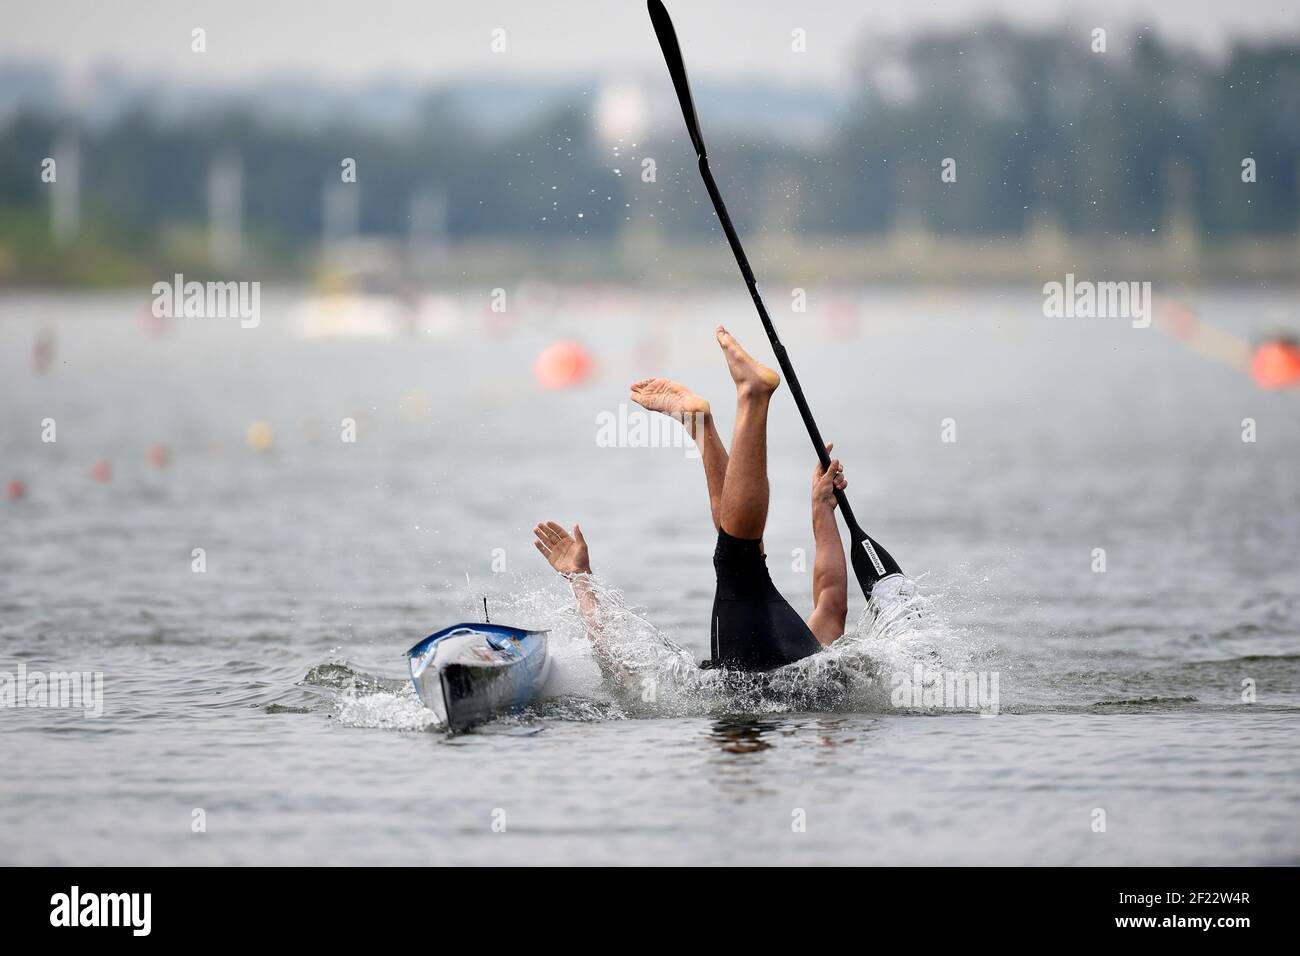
[5,0,1299,89]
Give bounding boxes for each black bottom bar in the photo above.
[1,866,1288,942]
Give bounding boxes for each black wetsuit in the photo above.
[709,529,822,672]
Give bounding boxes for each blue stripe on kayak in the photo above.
[406,622,546,660]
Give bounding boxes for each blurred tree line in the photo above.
[0,22,1297,282]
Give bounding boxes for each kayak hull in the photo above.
[407,623,550,732]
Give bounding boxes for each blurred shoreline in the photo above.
[4,18,1299,290]
[2,230,1297,289]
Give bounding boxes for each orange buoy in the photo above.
[823,300,862,341]
[1161,301,1198,341]
[533,340,593,390]
[1250,339,1300,389]
[6,479,25,500]
[148,442,170,468]
[139,303,170,338]
[90,460,112,482]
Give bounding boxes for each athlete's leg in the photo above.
[630,378,728,529]
[715,326,779,540]
[694,414,729,530]
[707,328,822,671]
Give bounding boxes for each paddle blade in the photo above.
[850,532,904,599]
[647,0,707,158]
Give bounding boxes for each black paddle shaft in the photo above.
[647,0,903,593]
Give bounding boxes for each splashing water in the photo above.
[336,688,441,731]
[310,570,995,732]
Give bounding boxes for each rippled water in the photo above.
[2,287,1297,864]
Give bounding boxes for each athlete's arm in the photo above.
[532,522,630,685]
[807,447,849,645]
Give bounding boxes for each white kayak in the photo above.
[406,623,550,733]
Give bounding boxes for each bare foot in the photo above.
[533,521,591,577]
[715,326,779,395]
[629,377,711,437]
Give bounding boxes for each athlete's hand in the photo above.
[812,443,846,511]
[533,521,592,577]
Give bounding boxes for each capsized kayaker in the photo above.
[533,325,850,674]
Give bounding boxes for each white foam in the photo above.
[333,572,992,729]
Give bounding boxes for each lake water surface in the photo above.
[1,287,1297,864]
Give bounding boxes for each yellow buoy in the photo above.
[246,421,275,452]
